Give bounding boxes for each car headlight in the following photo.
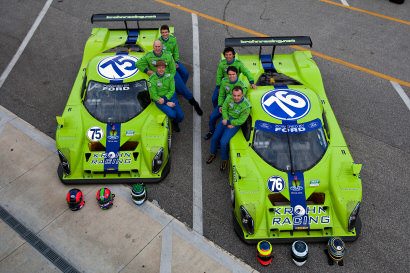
[348,202,360,231]
[152,147,164,174]
[57,150,71,175]
[240,205,254,235]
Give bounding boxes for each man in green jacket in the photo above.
[204,66,249,140]
[211,47,256,107]
[206,86,251,171]
[148,60,184,132]
[159,24,189,84]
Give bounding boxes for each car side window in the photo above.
[241,115,252,141]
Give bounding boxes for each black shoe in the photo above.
[206,154,216,164]
[189,98,203,116]
[172,122,180,132]
[220,160,228,171]
[203,131,213,140]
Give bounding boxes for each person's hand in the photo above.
[147,70,154,76]
[251,83,257,89]
[166,101,175,107]
[222,119,228,125]
[227,124,234,129]
[218,107,222,113]
[176,63,179,69]
[157,98,165,104]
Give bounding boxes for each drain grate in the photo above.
[0,205,81,273]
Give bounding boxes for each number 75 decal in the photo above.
[87,127,104,141]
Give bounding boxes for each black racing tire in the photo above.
[389,0,404,4]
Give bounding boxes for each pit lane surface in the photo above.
[1,0,409,272]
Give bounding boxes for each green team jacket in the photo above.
[215,58,254,87]
[222,96,251,127]
[148,72,175,102]
[136,51,176,76]
[159,35,180,63]
[218,77,249,107]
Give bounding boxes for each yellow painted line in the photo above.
[320,0,410,26]
[155,0,410,88]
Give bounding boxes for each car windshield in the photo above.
[252,119,328,171]
[84,80,150,123]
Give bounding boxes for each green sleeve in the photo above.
[165,75,175,100]
[222,97,230,120]
[136,54,149,74]
[173,37,180,62]
[215,61,224,87]
[231,106,250,126]
[218,80,228,106]
[167,53,176,76]
[148,76,160,101]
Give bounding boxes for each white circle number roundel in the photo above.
[97,55,138,80]
[261,89,310,120]
[87,127,103,142]
[267,176,285,192]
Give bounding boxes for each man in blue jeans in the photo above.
[159,24,189,84]
[206,86,251,171]
[148,60,184,132]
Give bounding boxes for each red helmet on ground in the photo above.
[96,187,115,209]
[66,188,85,211]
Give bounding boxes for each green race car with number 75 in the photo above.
[227,37,362,243]
[56,13,173,184]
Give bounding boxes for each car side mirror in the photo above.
[56,116,64,127]
[352,163,362,176]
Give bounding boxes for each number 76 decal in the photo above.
[261,89,310,120]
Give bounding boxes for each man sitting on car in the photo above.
[148,60,184,132]
[206,86,251,171]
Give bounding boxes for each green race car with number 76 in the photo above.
[227,37,362,243]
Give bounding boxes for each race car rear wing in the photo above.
[91,13,170,30]
[225,36,312,72]
[226,36,311,59]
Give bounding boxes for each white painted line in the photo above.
[0,0,54,89]
[340,0,350,6]
[159,224,173,273]
[192,13,203,235]
[391,81,410,111]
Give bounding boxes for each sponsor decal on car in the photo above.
[261,89,310,121]
[91,152,132,165]
[267,176,285,192]
[272,205,330,226]
[87,126,104,142]
[97,55,139,80]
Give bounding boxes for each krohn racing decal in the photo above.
[288,171,309,230]
[271,206,330,226]
[261,89,310,121]
[97,55,139,80]
[90,152,132,165]
[255,118,322,134]
[105,123,121,172]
